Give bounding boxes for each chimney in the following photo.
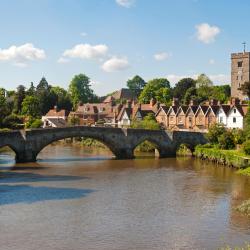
[189,99,197,106]
[231,97,240,106]
[217,100,221,106]
[209,99,218,106]
[150,98,156,107]
[172,98,179,106]
[54,105,59,112]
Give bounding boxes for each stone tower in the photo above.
[231,52,250,100]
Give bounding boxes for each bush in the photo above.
[206,123,226,144]
[2,114,24,129]
[218,131,235,150]
[232,128,245,145]
[26,118,43,129]
[243,140,250,155]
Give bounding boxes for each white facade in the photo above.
[118,111,131,128]
[216,107,227,126]
[227,107,244,129]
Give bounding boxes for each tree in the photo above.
[206,123,226,144]
[183,87,198,105]
[210,85,231,103]
[218,131,235,149]
[173,78,196,101]
[139,78,170,103]
[13,85,26,114]
[21,96,41,118]
[36,77,49,92]
[241,81,250,99]
[196,74,213,88]
[127,75,146,96]
[26,82,36,96]
[50,86,73,111]
[69,74,95,108]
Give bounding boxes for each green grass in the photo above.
[237,167,250,177]
[235,199,250,217]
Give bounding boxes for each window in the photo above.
[233,117,236,123]
[220,117,223,123]
[238,83,241,88]
[238,61,243,67]
[234,108,236,113]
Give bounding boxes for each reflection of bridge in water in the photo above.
[0,127,207,163]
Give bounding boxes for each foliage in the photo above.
[183,87,198,105]
[173,78,196,102]
[127,75,146,96]
[241,81,250,99]
[232,129,245,145]
[50,86,73,111]
[131,113,160,130]
[218,131,235,149]
[139,78,170,104]
[236,199,250,217]
[68,116,80,126]
[13,85,26,114]
[237,167,250,177]
[69,74,96,108]
[206,123,227,144]
[2,114,23,129]
[244,102,250,137]
[21,96,41,118]
[134,140,156,152]
[196,73,213,88]
[25,118,43,129]
[194,145,250,168]
[177,144,192,156]
[211,85,231,103]
[243,140,250,155]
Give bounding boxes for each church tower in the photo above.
[231,50,250,100]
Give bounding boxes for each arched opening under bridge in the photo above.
[133,139,160,158]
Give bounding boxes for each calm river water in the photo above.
[1,144,250,250]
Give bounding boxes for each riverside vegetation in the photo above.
[194,105,250,216]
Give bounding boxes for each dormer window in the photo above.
[238,61,243,67]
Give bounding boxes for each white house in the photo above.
[216,105,229,126]
[227,106,245,129]
[117,107,132,128]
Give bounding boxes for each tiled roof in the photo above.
[45,108,69,117]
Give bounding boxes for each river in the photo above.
[0,144,250,250]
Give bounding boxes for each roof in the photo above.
[45,108,69,117]
[45,118,67,127]
[206,105,220,116]
[233,105,249,116]
[116,107,133,121]
[195,105,209,116]
[155,106,169,116]
[111,88,136,100]
[186,105,199,115]
[176,106,188,115]
[167,105,179,115]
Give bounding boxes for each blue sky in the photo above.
[0,0,249,95]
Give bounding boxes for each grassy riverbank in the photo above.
[194,145,250,169]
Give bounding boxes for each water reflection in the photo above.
[0,144,250,250]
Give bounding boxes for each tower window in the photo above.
[238,61,243,67]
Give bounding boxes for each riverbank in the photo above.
[194,145,250,169]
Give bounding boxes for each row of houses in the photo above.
[42,89,248,131]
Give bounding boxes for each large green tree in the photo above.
[173,78,196,102]
[139,78,170,104]
[241,81,250,99]
[196,73,213,88]
[21,96,41,118]
[50,86,72,111]
[13,85,26,114]
[69,74,95,108]
[127,75,146,96]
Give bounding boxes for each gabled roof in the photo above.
[186,106,199,116]
[45,108,69,117]
[176,106,188,115]
[116,107,132,121]
[112,88,136,100]
[229,105,248,116]
[218,105,231,115]
[155,106,169,116]
[195,105,209,116]
[205,105,220,116]
[45,118,67,127]
[167,105,179,115]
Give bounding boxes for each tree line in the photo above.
[0,73,232,129]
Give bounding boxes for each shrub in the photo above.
[26,119,43,129]
[206,123,226,144]
[232,128,245,145]
[218,131,235,150]
[2,114,24,129]
[243,140,250,155]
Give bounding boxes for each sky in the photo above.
[0,0,249,95]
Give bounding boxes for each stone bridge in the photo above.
[0,126,207,163]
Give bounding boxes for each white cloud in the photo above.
[166,74,229,85]
[62,43,108,60]
[209,59,215,64]
[154,52,171,61]
[116,0,135,8]
[102,56,129,72]
[195,23,220,44]
[0,43,46,66]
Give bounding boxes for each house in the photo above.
[227,105,248,129]
[117,106,133,128]
[176,106,188,130]
[185,104,199,130]
[216,105,230,126]
[194,105,209,131]
[205,105,220,128]
[42,106,69,128]
[155,106,169,128]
